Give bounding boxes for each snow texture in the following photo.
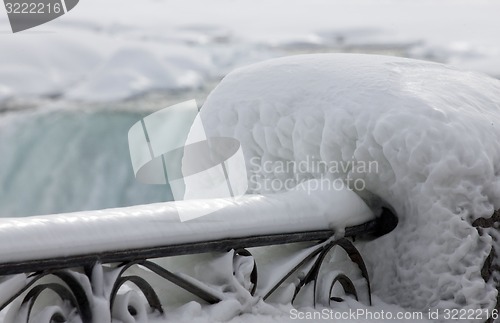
[1,0,500,102]
[199,53,500,315]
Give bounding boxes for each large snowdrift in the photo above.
[199,54,500,314]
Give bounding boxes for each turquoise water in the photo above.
[0,107,175,217]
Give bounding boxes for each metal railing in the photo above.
[0,207,396,323]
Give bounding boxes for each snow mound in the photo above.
[0,30,215,102]
[199,54,500,313]
[66,44,213,102]
[0,34,101,100]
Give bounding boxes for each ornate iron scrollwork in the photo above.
[1,270,92,323]
[0,210,396,322]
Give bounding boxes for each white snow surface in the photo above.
[0,179,373,263]
[199,54,500,314]
[1,0,500,102]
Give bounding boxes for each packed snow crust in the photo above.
[0,180,373,263]
[199,54,500,315]
[1,0,500,103]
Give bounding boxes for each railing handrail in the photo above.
[0,219,379,276]
[0,188,375,264]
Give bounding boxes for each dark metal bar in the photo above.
[140,261,223,304]
[0,219,379,276]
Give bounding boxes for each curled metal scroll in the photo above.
[310,238,372,306]
[22,283,76,323]
[4,271,92,323]
[327,273,358,304]
[110,275,164,316]
[284,238,371,306]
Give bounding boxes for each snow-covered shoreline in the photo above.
[1,0,500,104]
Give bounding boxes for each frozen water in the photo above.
[0,107,173,217]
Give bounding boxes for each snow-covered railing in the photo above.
[0,186,396,322]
